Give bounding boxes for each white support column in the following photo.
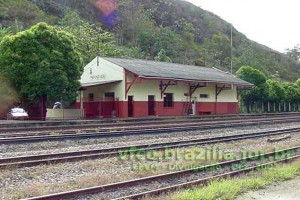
[80,90,84,109]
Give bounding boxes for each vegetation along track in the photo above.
[1,127,299,169]
[23,146,300,200]
[1,115,300,144]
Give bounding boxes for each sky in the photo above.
[185,0,300,53]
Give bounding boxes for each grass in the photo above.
[166,160,300,200]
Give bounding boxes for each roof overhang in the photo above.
[138,75,253,88]
[80,80,122,87]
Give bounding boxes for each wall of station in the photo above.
[78,78,238,118]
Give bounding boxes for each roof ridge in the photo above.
[212,67,232,75]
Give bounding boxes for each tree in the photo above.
[0,76,18,117]
[285,44,300,61]
[115,0,156,46]
[283,82,300,103]
[295,78,300,87]
[58,12,123,64]
[266,79,285,103]
[236,66,268,111]
[236,66,266,86]
[203,34,231,67]
[0,22,82,119]
[154,49,172,62]
[138,27,181,60]
[0,25,12,41]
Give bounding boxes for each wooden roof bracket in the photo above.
[189,82,207,97]
[216,85,226,97]
[125,70,142,99]
[159,80,177,99]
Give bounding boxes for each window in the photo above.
[104,92,115,100]
[105,92,115,98]
[200,94,209,98]
[88,93,94,101]
[164,93,173,107]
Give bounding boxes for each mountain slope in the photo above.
[0,0,299,81]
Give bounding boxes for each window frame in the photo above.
[88,93,94,102]
[163,93,174,107]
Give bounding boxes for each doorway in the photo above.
[148,95,155,116]
[102,92,115,118]
[128,96,134,117]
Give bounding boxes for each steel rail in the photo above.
[2,112,300,134]
[0,114,253,132]
[2,112,300,128]
[1,116,300,144]
[113,154,300,200]
[1,127,299,169]
[0,113,295,138]
[23,146,300,200]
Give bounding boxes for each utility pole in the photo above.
[230,24,233,74]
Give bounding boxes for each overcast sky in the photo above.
[185,0,300,53]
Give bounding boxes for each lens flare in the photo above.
[91,0,119,28]
[102,10,119,28]
[94,0,117,15]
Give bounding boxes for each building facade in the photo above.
[76,57,252,118]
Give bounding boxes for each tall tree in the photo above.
[283,82,300,103]
[285,44,300,61]
[58,11,123,64]
[236,66,268,105]
[0,22,83,119]
[266,79,286,103]
[236,66,266,86]
[0,25,12,41]
[203,34,231,68]
[154,49,172,62]
[0,76,18,117]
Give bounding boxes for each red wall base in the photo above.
[77,101,238,118]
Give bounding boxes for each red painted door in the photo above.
[128,96,133,117]
[102,92,115,118]
[148,95,155,116]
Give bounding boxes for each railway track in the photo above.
[2,112,300,135]
[24,146,300,200]
[1,115,300,144]
[1,127,299,169]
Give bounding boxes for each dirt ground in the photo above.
[236,176,300,200]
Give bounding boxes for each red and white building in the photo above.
[76,57,252,118]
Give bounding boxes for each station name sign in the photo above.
[90,74,106,80]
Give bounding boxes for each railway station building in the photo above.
[76,57,252,118]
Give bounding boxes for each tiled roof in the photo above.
[104,57,252,86]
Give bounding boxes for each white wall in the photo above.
[80,57,124,85]
[46,109,84,119]
[81,82,124,101]
[127,79,237,102]
[79,57,125,101]
[79,57,238,103]
[217,85,238,102]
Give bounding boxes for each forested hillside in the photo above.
[1,0,299,81]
